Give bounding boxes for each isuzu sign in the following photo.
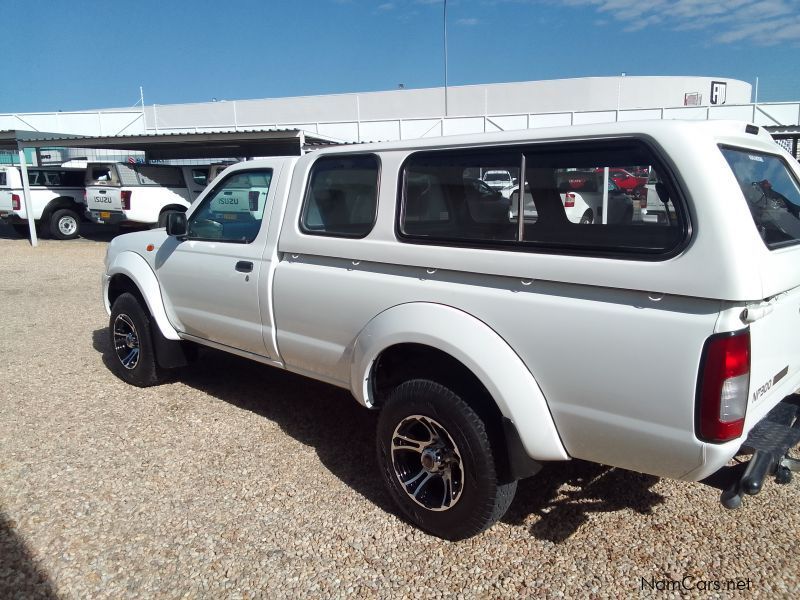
[710,81,727,105]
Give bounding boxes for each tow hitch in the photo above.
[712,394,800,509]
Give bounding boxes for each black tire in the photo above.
[49,208,80,240]
[580,209,594,224]
[377,379,517,540]
[11,224,30,238]
[109,292,167,387]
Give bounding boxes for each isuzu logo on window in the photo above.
[710,81,727,105]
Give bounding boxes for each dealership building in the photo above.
[2,76,799,163]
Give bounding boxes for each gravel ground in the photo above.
[0,224,799,599]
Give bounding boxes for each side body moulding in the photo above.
[104,250,181,341]
[350,302,570,462]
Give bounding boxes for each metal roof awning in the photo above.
[1,128,341,159]
[1,129,72,151]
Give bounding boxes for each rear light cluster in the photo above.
[11,194,21,211]
[696,330,750,443]
[121,190,132,210]
[563,193,575,208]
[639,196,648,209]
[248,191,260,212]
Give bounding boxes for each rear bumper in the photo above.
[0,211,26,223]
[703,394,800,508]
[88,209,126,225]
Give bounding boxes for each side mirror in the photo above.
[166,211,188,237]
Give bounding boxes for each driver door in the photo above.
[155,164,282,357]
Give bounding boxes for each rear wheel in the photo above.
[49,208,80,240]
[109,292,168,387]
[376,379,517,540]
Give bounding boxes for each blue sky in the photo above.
[2,0,798,113]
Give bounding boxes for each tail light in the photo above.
[640,195,647,209]
[11,194,20,211]
[696,330,750,443]
[563,193,575,208]
[121,190,132,210]
[83,190,87,203]
[248,191,260,212]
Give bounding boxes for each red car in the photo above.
[595,167,648,194]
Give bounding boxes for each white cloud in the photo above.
[377,2,395,10]
[456,17,480,25]
[555,0,800,45]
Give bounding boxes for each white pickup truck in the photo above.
[85,163,208,228]
[0,165,87,239]
[101,120,800,540]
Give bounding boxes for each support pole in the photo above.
[17,145,38,247]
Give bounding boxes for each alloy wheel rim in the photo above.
[113,314,140,370]
[390,415,464,511]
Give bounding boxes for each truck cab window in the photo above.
[301,155,380,238]
[186,169,273,244]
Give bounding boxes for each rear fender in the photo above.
[105,250,180,340]
[351,302,569,462]
[42,196,84,222]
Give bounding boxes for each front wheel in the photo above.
[109,292,168,387]
[376,379,517,540]
[49,208,80,240]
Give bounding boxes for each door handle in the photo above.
[98,190,106,194]
[235,261,253,273]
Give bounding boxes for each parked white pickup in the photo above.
[84,163,209,228]
[102,120,800,540]
[0,165,87,239]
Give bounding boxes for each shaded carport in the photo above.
[2,128,341,246]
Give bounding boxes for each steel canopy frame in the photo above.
[1,128,341,247]
[15,128,340,160]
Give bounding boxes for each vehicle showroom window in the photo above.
[300,154,380,238]
[399,141,688,257]
[186,169,273,244]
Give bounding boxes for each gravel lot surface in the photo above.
[0,224,798,599]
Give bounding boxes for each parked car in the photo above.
[102,120,800,540]
[0,165,87,239]
[482,169,516,197]
[599,167,649,195]
[84,163,207,228]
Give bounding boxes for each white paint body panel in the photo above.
[103,246,181,340]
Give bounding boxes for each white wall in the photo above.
[6,76,795,147]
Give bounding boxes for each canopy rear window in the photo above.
[721,147,800,250]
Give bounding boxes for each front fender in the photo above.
[105,250,181,341]
[351,302,568,462]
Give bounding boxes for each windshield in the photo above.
[721,147,800,250]
[484,172,510,182]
